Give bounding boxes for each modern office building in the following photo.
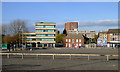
[23,22,56,48]
[65,22,78,34]
[63,33,84,48]
[107,29,120,47]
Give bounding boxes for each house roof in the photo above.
[65,33,83,38]
[107,29,120,33]
[36,22,55,24]
[99,31,107,34]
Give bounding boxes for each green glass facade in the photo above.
[36,30,54,32]
[37,39,54,41]
[26,39,36,41]
[36,34,55,37]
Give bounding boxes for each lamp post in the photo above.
[22,29,23,50]
[19,25,23,50]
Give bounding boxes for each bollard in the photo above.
[88,54,90,61]
[107,55,109,61]
[7,53,10,59]
[53,54,55,60]
[70,54,72,60]
[36,55,38,59]
[22,54,24,59]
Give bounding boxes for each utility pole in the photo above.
[19,25,24,50]
[19,29,20,48]
[22,29,23,50]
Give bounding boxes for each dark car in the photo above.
[42,47,47,49]
[79,46,85,48]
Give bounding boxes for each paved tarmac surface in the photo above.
[2,48,119,70]
[3,47,118,55]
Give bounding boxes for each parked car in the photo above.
[73,46,79,48]
[79,46,85,48]
[42,47,47,49]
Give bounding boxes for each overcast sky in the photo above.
[2,2,118,33]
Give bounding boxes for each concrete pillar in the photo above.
[47,44,49,47]
[42,44,44,47]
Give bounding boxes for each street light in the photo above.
[19,25,23,50]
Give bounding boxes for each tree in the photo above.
[86,40,91,44]
[9,20,28,35]
[3,34,11,43]
[55,34,65,43]
[8,20,29,47]
[93,35,98,43]
[63,29,67,36]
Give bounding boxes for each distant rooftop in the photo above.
[65,33,83,38]
[36,22,55,24]
[107,29,120,33]
[99,31,108,33]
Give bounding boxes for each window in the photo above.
[45,25,54,28]
[110,33,113,36]
[48,34,55,37]
[79,39,81,42]
[37,30,54,32]
[119,33,120,35]
[69,39,71,42]
[72,39,74,43]
[25,35,31,36]
[37,39,54,41]
[76,44,78,46]
[66,43,67,47]
[79,44,81,46]
[48,30,54,32]
[26,39,32,41]
[69,43,71,47]
[76,39,78,42]
[37,39,42,41]
[37,34,54,37]
[42,39,54,41]
[66,39,68,42]
[36,30,43,32]
[37,25,54,28]
[37,25,44,28]
[112,38,115,41]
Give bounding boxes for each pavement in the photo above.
[2,47,118,55]
[1,48,119,70]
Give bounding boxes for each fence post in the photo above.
[22,54,24,59]
[36,55,38,59]
[53,54,55,60]
[7,53,10,59]
[107,55,109,61]
[88,54,90,61]
[70,54,72,60]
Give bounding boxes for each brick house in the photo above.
[98,31,107,39]
[63,33,84,48]
[107,29,120,47]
